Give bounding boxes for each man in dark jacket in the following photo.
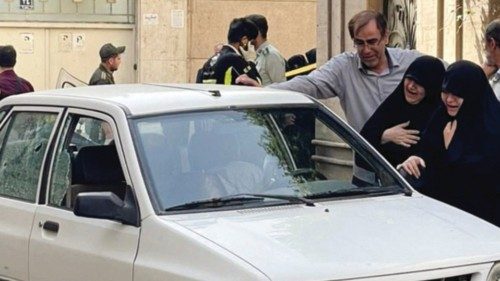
[0,45,34,99]
[89,43,125,85]
[212,18,261,85]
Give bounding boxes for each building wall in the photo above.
[137,0,188,84]
[0,0,316,90]
[416,0,496,64]
[0,0,135,90]
[188,0,317,82]
[137,0,317,84]
[317,0,496,67]
[0,22,135,90]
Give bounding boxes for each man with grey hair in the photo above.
[236,10,424,185]
[238,10,422,133]
[483,19,500,99]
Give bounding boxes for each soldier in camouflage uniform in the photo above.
[246,14,286,86]
[89,43,125,86]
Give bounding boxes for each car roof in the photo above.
[5,84,315,117]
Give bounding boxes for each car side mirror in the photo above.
[74,188,140,227]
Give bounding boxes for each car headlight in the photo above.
[488,263,500,281]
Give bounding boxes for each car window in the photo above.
[71,116,114,149]
[0,111,6,123]
[49,114,124,209]
[133,108,401,212]
[0,112,58,202]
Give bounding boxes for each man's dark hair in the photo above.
[227,18,258,43]
[0,45,17,68]
[348,10,388,39]
[485,19,500,46]
[246,14,268,39]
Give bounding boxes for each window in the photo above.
[0,0,135,23]
[133,108,401,212]
[0,112,57,202]
[49,114,124,208]
[0,111,6,123]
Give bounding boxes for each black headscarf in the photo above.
[359,55,445,167]
[416,60,500,226]
[441,60,500,135]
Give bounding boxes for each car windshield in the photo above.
[132,107,404,213]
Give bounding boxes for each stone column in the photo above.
[136,0,188,83]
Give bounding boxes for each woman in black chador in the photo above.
[400,60,500,227]
[359,56,445,167]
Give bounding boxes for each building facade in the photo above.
[317,0,499,65]
[1,0,498,91]
[0,0,317,90]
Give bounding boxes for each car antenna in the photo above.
[145,84,222,98]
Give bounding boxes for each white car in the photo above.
[0,84,499,281]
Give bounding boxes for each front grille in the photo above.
[428,274,472,281]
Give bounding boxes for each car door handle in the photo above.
[42,221,59,233]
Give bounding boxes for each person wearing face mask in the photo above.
[211,17,262,85]
[399,61,500,227]
[358,56,445,170]
[245,14,286,86]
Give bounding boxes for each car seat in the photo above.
[68,145,126,207]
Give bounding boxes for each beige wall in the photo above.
[416,0,495,64]
[318,0,497,66]
[137,0,317,84]
[137,0,188,84]
[0,23,135,91]
[1,0,317,89]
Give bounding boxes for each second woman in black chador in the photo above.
[400,60,500,227]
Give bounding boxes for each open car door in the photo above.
[56,68,88,89]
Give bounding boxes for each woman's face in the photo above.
[404,78,426,105]
[441,92,464,116]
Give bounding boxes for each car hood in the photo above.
[164,195,500,280]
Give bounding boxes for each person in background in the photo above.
[89,43,125,85]
[482,19,500,99]
[0,45,34,99]
[359,56,445,168]
[246,14,286,86]
[213,43,224,55]
[195,43,224,83]
[399,61,500,227]
[213,17,261,85]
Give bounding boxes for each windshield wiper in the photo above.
[304,186,403,199]
[165,193,315,211]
